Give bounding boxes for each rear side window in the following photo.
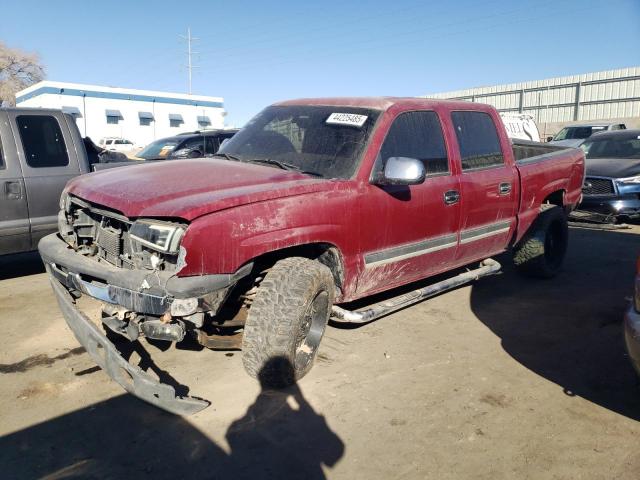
[380,111,449,176]
[451,111,504,171]
[0,134,4,169]
[17,115,69,168]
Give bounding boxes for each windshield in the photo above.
[218,105,381,179]
[137,138,180,159]
[581,136,640,159]
[553,126,606,141]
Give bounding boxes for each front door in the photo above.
[358,110,461,296]
[450,110,518,264]
[0,111,30,255]
[8,111,81,249]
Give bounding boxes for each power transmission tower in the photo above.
[179,27,199,94]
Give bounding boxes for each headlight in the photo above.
[129,220,185,254]
[59,190,71,212]
[618,175,640,185]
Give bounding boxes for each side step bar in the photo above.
[330,258,501,324]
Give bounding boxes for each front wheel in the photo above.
[513,205,568,278]
[242,257,335,387]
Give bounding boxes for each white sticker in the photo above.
[326,112,368,127]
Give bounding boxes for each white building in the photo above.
[16,81,227,147]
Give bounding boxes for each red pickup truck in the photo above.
[39,97,585,414]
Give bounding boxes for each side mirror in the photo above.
[375,157,426,186]
[546,136,554,142]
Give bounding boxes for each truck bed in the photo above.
[512,139,585,244]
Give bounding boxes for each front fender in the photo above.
[176,188,361,297]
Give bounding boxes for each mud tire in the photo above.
[242,257,335,387]
[513,205,568,278]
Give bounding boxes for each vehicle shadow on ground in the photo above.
[470,227,640,421]
[0,357,344,480]
[0,251,45,280]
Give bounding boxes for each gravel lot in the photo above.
[1,225,640,479]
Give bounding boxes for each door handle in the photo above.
[4,181,23,200]
[499,182,512,195]
[444,190,460,205]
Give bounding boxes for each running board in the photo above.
[330,258,501,324]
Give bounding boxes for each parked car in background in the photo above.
[39,97,585,414]
[548,123,626,147]
[500,113,540,142]
[135,129,239,160]
[579,129,640,220]
[624,255,640,376]
[0,108,138,256]
[99,137,137,153]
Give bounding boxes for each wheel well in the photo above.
[543,190,565,208]
[245,243,345,291]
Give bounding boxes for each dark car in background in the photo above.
[135,129,238,160]
[579,129,640,220]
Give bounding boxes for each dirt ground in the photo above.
[1,225,640,480]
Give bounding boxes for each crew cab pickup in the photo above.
[39,98,585,414]
[0,108,131,256]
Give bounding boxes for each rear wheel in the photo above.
[242,257,335,387]
[513,205,568,278]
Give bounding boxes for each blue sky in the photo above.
[3,0,639,126]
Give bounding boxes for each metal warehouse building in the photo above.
[15,81,226,147]
[424,66,640,137]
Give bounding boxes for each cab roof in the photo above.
[274,96,482,111]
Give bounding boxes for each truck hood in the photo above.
[67,159,332,220]
[585,157,640,179]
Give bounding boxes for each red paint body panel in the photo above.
[64,97,585,304]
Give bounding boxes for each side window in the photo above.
[0,133,4,169]
[379,111,449,176]
[17,115,69,168]
[451,111,504,171]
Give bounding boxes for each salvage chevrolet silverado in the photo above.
[39,98,585,414]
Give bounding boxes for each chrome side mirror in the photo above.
[375,156,426,186]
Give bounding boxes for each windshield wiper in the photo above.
[211,152,243,162]
[247,158,323,177]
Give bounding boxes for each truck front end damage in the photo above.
[39,195,249,414]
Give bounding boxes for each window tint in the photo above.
[379,111,449,176]
[17,115,69,168]
[0,134,4,169]
[205,137,219,154]
[451,111,504,171]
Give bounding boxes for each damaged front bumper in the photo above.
[48,277,210,415]
[39,233,251,414]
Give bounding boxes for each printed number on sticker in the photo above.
[326,113,368,127]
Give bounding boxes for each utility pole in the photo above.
[179,27,199,95]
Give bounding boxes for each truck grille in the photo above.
[61,197,179,271]
[582,177,614,196]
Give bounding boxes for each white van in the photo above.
[499,113,540,142]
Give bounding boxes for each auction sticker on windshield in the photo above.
[326,113,368,127]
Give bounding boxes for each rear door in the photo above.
[0,110,30,255]
[357,110,461,295]
[450,110,518,264]
[8,111,82,249]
